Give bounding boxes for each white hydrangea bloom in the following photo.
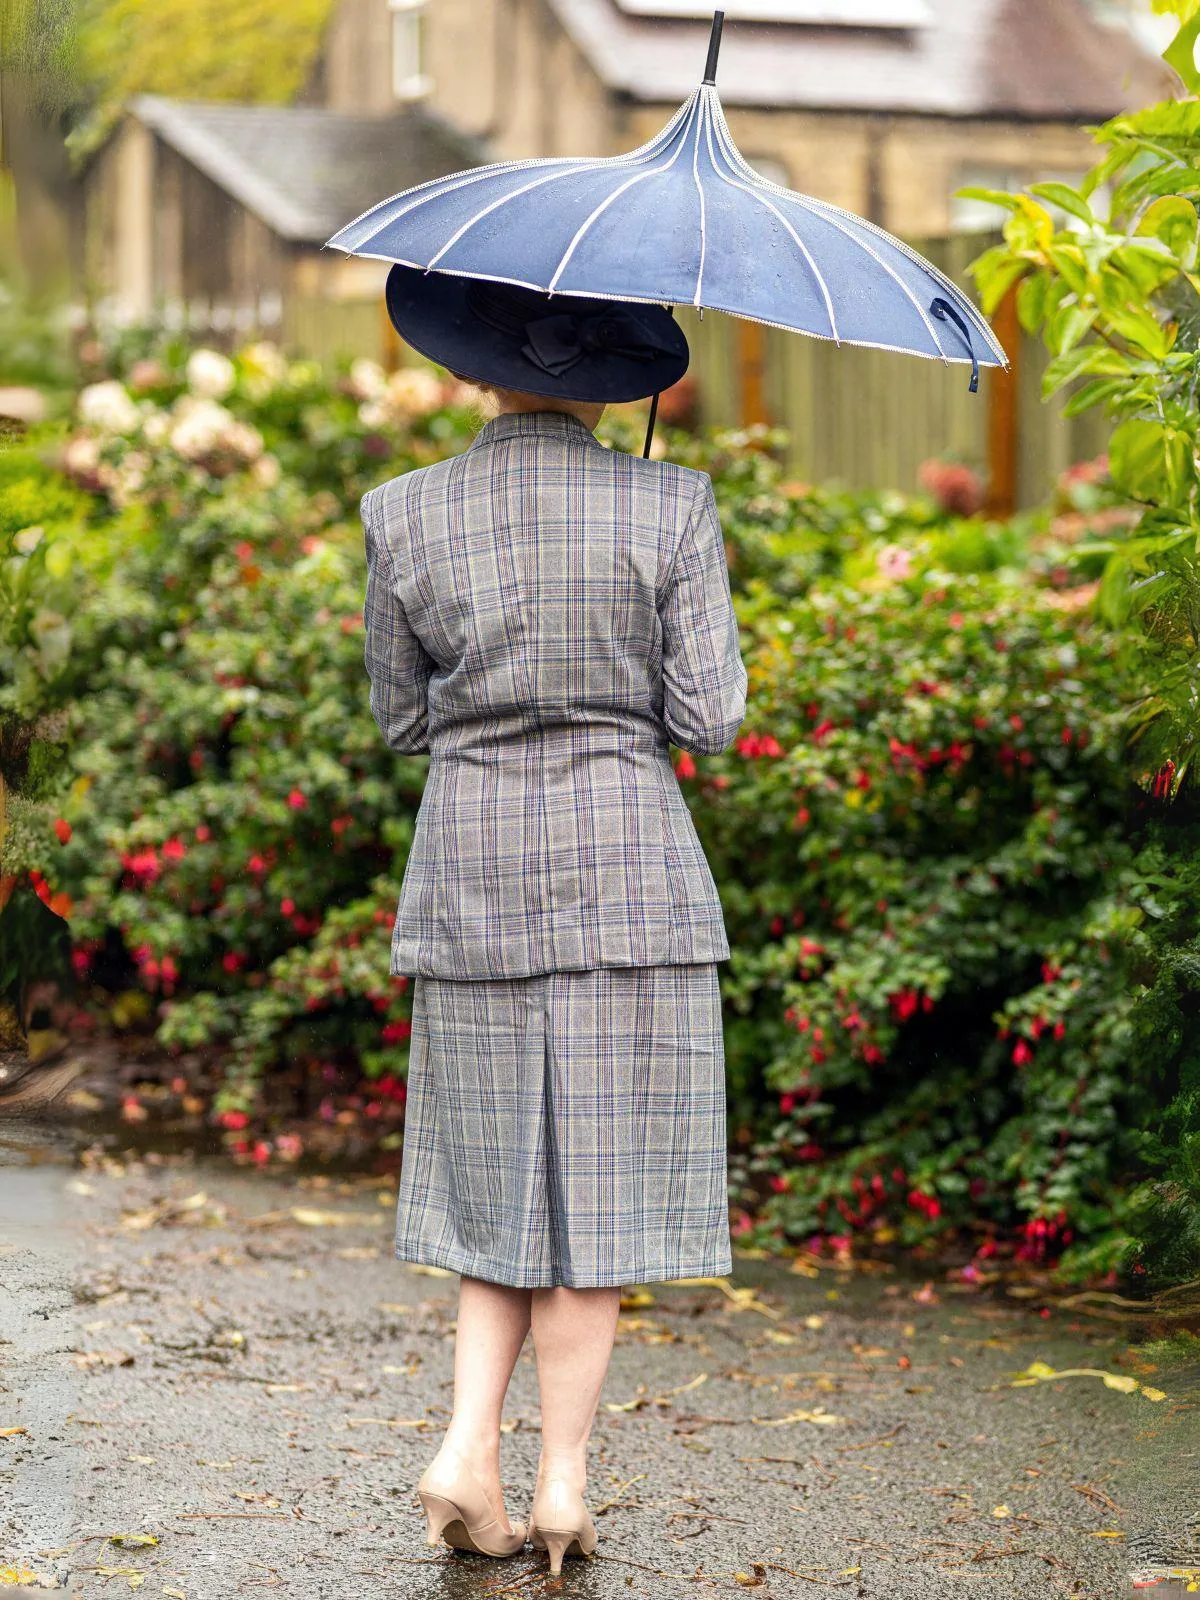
[348,357,387,401]
[357,399,390,430]
[251,452,281,488]
[224,420,264,461]
[62,434,101,475]
[141,411,172,446]
[77,380,140,434]
[170,397,235,460]
[186,348,236,399]
[386,367,444,419]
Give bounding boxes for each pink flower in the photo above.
[1012,1039,1033,1067]
[286,789,308,810]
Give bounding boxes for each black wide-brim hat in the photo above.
[384,264,689,404]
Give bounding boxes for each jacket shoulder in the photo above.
[608,451,711,508]
[360,459,449,529]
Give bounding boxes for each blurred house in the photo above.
[77,96,483,352]
[312,0,1168,235]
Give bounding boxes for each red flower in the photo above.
[219,1109,250,1131]
[280,898,296,916]
[769,1175,790,1194]
[222,952,245,974]
[121,848,161,885]
[779,1093,796,1115]
[286,789,308,810]
[247,855,267,876]
[382,1019,412,1044]
[196,825,212,842]
[331,815,353,835]
[53,818,72,845]
[793,806,810,828]
[162,837,186,861]
[811,719,835,744]
[675,752,697,779]
[1012,1039,1033,1067]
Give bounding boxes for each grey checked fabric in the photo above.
[394,962,732,1287]
[361,408,747,980]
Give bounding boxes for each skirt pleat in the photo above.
[393,962,732,1288]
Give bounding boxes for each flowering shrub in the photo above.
[2,329,1195,1282]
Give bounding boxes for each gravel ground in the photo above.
[2,1119,1198,1600]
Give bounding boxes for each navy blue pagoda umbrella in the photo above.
[325,11,1007,455]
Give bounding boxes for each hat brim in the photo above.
[384,265,689,403]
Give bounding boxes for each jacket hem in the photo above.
[390,924,732,980]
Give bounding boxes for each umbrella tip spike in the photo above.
[702,10,724,85]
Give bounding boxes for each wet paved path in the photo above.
[2,1125,1197,1599]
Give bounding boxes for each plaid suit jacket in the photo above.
[360,408,747,980]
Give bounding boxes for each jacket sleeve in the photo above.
[658,473,747,755]
[361,486,435,755]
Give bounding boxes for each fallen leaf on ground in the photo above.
[0,1568,36,1585]
[291,1207,384,1228]
[108,1535,159,1547]
[803,1316,825,1331]
[619,1289,656,1310]
[0,1428,28,1438]
[678,1278,781,1320]
[993,1506,1012,1518]
[734,1566,767,1587]
[605,1372,708,1413]
[1010,1362,1167,1400]
[752,1407,844,1427]
[346,1416,433,1430]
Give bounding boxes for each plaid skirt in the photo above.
[394,963,732,1289]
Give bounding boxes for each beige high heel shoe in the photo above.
[416,1447,527,1557]
[528,1474,598,1576]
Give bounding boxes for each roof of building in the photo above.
[125,95,485,243]
[551,0,1170,117]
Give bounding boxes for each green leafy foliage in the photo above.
[4,326,1199,1282]
[959,19,1200,1284]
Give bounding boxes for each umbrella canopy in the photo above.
[325,12,1006,397]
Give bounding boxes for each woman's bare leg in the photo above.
[429,1276,532,1529]
[530,1286,621,1492]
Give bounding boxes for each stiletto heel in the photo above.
[419,1491,462,1546]
[528,1475,598,1575]
[416,1448,527,1557]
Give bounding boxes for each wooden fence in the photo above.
[283,232,1108,512]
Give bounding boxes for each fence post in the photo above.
[985,282,1021,517]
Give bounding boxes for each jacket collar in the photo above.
[468,410,603,451]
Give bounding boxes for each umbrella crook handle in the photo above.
[929,297,980,394]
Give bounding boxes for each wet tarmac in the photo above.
[2,1120,1197,1598]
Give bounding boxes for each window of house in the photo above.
[744,154,791,190]
[389,0,432,101]
[950,166,1022,234]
